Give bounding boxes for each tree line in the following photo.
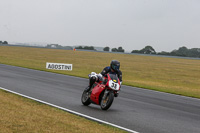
[103,45,200,58]
[103,46,125,52]
[51,44,200,58]
[75,46,96,50]
[0,41,8,45]
[75,46,125,52]
[103,46,156,54]
[1,41,199,58]
[130,45,200,58]
[157,46,200,58]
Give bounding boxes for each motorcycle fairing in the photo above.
[90,83,105,104]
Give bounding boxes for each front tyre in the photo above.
[100,91,114,110]
[81,90,91,106]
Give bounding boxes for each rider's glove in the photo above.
[97,73,103,81]
[97,73,102,78]
[120,81,122,88]
[90,72,103,81]
[91,72,97,78]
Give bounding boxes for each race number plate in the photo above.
[108,80,120,91]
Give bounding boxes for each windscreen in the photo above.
[109,73,119,83]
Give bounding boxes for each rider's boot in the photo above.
[85,76,96,92]
[85,86,90,92]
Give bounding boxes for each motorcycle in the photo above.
[81,73,120,110]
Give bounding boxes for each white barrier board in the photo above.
[46,62,72,70]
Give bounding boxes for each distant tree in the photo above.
[112,48,118,52]
[75,46,83,49]
[157,51,170,55]
[177,46,188,56]
[84,46,89,50]
[131,45,156,54]
[131,50,140,53]
[0,41,2,44]
[2,41,8,45]
[170,46,188,57]
[170,49,178,56]
[75,46,96,50]
[188,48,200,57]
[84,46,95,50]
[140,46,156,54]
[117,46,125,52]
[170,46,200,58]
[103,46,110,51]
[111,46,125,52]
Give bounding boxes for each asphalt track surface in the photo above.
[0,64,200,133]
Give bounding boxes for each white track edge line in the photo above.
[0,87,139,133]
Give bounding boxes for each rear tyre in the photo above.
[100,91,114,110]
[81,90,91,106]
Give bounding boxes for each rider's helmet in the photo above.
[110,60,120,72]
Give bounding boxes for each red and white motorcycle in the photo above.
[81,73,120,110]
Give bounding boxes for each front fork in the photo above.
[102,89,110,100]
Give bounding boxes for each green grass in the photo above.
[0,46,200,98]
[0,89,126,133]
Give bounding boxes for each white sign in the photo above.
[46,62,72,71]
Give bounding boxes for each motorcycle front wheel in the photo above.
[100,91,114,110]
[81,90,91,106]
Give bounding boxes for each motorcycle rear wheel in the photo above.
[81,90,91,106]
[100,91,114,110]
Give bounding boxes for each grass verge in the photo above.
[0,89,126,133]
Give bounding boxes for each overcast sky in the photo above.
[0,0,200,52]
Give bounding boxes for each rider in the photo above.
[86,60,122,97]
